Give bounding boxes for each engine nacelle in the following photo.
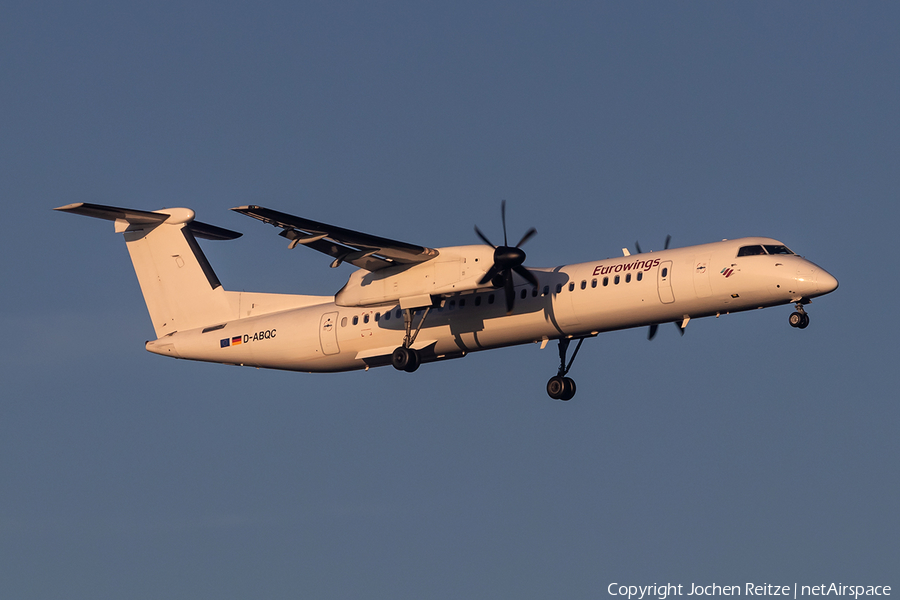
[334,245,496,307]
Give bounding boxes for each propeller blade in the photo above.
[474,225,496,248]
[504,271,515,314]
[648,324,658,341]
[500,200,508,246]
[478,264,502,286]
[635,241,643,254]
[516,227,537,248]
[513,265,539,288]
[664,234,671,250]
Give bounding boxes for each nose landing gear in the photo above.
[546,337,585,401]
[789,302,810,329]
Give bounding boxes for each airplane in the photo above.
[56,201,838,400]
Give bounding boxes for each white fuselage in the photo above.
[145,237,837,373]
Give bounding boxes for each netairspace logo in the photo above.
[607,583,891,600]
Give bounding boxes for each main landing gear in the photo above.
[391,307,431,373]
[547,337,585,401]
[789,302,810,329]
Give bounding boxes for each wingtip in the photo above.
[54,203,84,211]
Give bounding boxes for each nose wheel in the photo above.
[547,375,576,401]
[789,303,810,329]
[546,337,585,400]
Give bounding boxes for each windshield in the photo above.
[737,245,766,256]
[738,244,795,257]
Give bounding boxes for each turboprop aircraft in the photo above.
[56,201,838,400]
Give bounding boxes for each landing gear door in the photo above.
[319,311,340,355]
[658,260,675,304]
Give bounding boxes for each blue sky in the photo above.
[2,2,898,599]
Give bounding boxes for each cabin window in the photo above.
[580,280,587,290]
[384,311,390,321]
[488,294,495,304]
[637,271,643,281]
[661,268,668,278]
[475,296,482,306]
[459,298,466,308]
[520,289,527,299]
[352,316,359,325]
[449,300,456,309]
[543,285,550,296]
[374,312,380,322]
[568,282,575,292]
[591,279,597,288]
[341,317,347,327]
[625,273,631,283]
[737,245,766,256]
[603,277,609,287]
[614,275,620,284]
[764,244,794,255]
[396,309,402,319]
[555,284,563,294]
[532,287,538,297]
[363,314,370,323]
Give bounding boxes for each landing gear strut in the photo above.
[391,307,431,373]
[547,337,584,401]
[789,302,810,329]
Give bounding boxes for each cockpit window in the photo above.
[737,245,766,256]
[764,244,794,255]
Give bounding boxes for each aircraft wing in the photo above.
[232,205,439,271]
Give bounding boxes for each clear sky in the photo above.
[2,2,898,599]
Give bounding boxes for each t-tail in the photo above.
[55,203,242,338]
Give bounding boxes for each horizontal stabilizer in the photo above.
[55,202,241,240]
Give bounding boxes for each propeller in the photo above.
[647,321,686,341]
[475,201,538,314]
[635,234,671,255]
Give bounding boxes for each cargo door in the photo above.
[657,260,675,304]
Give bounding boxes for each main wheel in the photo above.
[789,312,804,328]
[547,376,566,400]
[392,347,418,371]
[798,313,809,329]
[403,348,420,372]
[561,377,576,401]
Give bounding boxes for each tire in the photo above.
[547,376,566,399]
[391,347,411,371]
[798,314,810,329]
[789,312,804,328]
[560,377,576,401]
[403,348,420,372]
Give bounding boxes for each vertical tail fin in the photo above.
[56,203,241,337]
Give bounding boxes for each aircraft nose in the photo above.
[817,269,839,294]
